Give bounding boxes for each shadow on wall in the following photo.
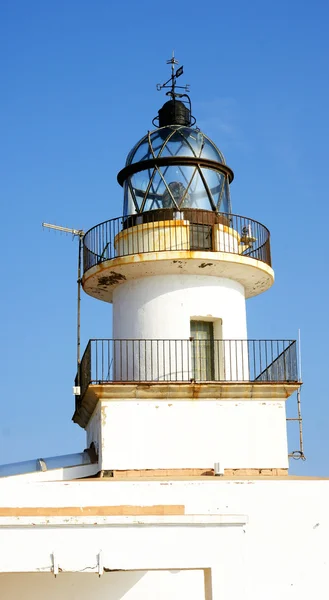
[0,572,146,600]
[0,569,206,600]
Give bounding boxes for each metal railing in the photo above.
[83,209,271,274]
[77,338,297,401]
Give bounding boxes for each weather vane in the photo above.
[156,51,190,98]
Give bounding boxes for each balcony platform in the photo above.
[73,381,300,429]
[82,250,274,302]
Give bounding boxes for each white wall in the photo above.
[0,478,328,599]
[87,398,289,471]
[112,274,247,341]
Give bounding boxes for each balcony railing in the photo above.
[77,338,297,402]
[83,209,271,274]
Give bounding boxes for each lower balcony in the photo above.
[73,339,299,427]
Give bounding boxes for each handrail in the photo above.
[76,338,297,403]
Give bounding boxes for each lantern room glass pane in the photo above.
[158,165,195,208]
[201,169,224,211]
[222,178,231,214]
[127,127,226,165]
[123,165,231,215]
[155,129,203,159]
[186,170,212,211]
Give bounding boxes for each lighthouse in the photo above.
[73,56,298,477]
[2,58,329,600]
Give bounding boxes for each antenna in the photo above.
[42,222,85,388]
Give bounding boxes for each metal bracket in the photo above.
[38,458,47,472]
[52,552,58,577]
[98,550,104,577]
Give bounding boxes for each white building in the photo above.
[1,59,328,599]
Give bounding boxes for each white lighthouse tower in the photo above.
[74,57,297,477]
[3,58,329,600]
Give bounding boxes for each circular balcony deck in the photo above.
[81,209,274,302]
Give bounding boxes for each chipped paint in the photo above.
[101,405,107,426]
[98,272,126,287]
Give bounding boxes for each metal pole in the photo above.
[297,328,305,459]
[77,233,83,386]
[296,386,305,458]
[42,222,84,388]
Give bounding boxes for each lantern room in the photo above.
[118,121,234,217]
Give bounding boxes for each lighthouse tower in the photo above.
[4,59,329,600]
[73,58,299,477]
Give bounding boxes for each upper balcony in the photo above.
[81,209,274,302]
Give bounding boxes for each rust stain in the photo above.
[192,384,202,399]
[172,260,186,269]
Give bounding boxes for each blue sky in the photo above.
[1,0,328,475]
